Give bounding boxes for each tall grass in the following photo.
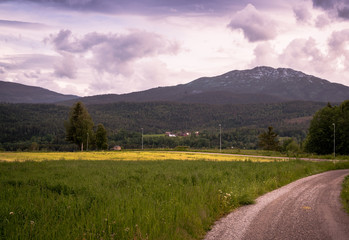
[1,160,349,239]
[342,175,349,214]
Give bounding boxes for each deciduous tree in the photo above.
[305,100,349,155]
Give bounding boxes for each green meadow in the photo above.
[1,154,349,239]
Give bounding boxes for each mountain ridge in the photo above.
[1,66,349,105]
[59,66,349,105]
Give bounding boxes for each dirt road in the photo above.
[205,169,349,240]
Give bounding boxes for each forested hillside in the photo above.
[0,101,327,151]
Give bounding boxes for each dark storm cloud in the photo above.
[312,0,349,19]
[0,0,239,15]
[338,6,349,18]
[0,19,48,29]
[312,0,336,9]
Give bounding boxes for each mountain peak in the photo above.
[251,66,307,78]
[182,66,348,103]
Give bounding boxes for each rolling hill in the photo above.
[0,81,78,103]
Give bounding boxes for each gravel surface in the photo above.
[204,169,349,240]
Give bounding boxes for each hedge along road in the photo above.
[204,169,349,240]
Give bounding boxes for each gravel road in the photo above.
[204,169,349,240]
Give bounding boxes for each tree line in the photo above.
[0,100,336,153]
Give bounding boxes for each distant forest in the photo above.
[0,101,327,151]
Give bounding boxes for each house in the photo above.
[166,132,176,137]
[111,145,122,151]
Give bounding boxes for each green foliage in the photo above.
[1,160,348,240]
[174,146,190,151]
[305,100,349,155]
[95,124,108,150]
[258,126,280,151]
[341,175,349,214]
[65,102,94,151]
[281,138,300,155]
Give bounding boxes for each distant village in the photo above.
[165,131,200,137]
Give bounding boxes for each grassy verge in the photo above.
[341,175,349,214]
[171,148,349,160]
[1,158,349,240]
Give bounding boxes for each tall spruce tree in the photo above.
[258,126,280,151]
[65,102,94,151]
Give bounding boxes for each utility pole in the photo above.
[87,132,89,151]
[219,124,222,152]
[333,123,335,158]
[141,128,144,150]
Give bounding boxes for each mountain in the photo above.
[182,66,349,102]
[3,66,349,105]
[60,66,349,105]
[0,81,79,103]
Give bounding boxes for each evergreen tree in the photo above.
[96,123,108,150]
[258,126,279,151]
[65,102,94,151]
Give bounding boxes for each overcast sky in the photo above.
[1,0,349,96]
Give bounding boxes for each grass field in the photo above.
[1,152,349,240]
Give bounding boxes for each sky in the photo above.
[1,0,349,96]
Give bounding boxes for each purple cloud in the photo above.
[293,6,312,23]
[228,4,277,42]
[338,6,349,18]
[279,38,327,73]
[54,53,77,79]
[315,14,331,27]
[328,29,349,56]
[312,0,349,19]
[0,19,49,29]
[312,0,336,9]
[0,54,58,70]
[46,29,179,76]
[0,0,238,15]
